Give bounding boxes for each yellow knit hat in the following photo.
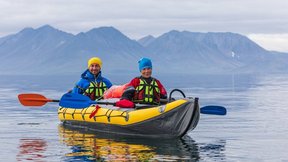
[88,57,102,68]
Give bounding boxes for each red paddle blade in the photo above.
[18,93,52,106]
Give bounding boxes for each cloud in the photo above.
[248,34,288,52]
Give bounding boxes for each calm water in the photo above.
[0,74,288,161]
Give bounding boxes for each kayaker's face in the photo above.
[141,68,152,78]
[89,63,101,75]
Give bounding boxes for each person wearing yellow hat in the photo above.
[72,57,112,101]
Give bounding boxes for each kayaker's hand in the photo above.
[116,99,135,108]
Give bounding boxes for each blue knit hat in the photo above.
[138,58,152,71]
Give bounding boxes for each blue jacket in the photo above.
[72,69,112,94]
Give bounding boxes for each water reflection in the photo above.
[16,138,47,161]
[198,140,226,161]
[58,124,202,161]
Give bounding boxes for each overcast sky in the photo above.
[1,0,288,52]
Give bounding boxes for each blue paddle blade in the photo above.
[200,105,227,115]
[59,93,96,108]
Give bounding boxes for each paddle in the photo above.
[18,93,60,106]
[18,93,114,107]
[18,93,227,116]
[60,93,227,115]
[59,93,100,108]
[200,105,226,115]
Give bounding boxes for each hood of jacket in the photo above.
[81,69,103,82]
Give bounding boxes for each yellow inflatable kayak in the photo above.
[18,89,226,139]
[58,98,200,139]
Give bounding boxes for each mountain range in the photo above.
[0,25,287,75]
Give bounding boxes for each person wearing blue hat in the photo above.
[115,57,167,108]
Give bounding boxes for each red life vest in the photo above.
[133,78,160,104]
